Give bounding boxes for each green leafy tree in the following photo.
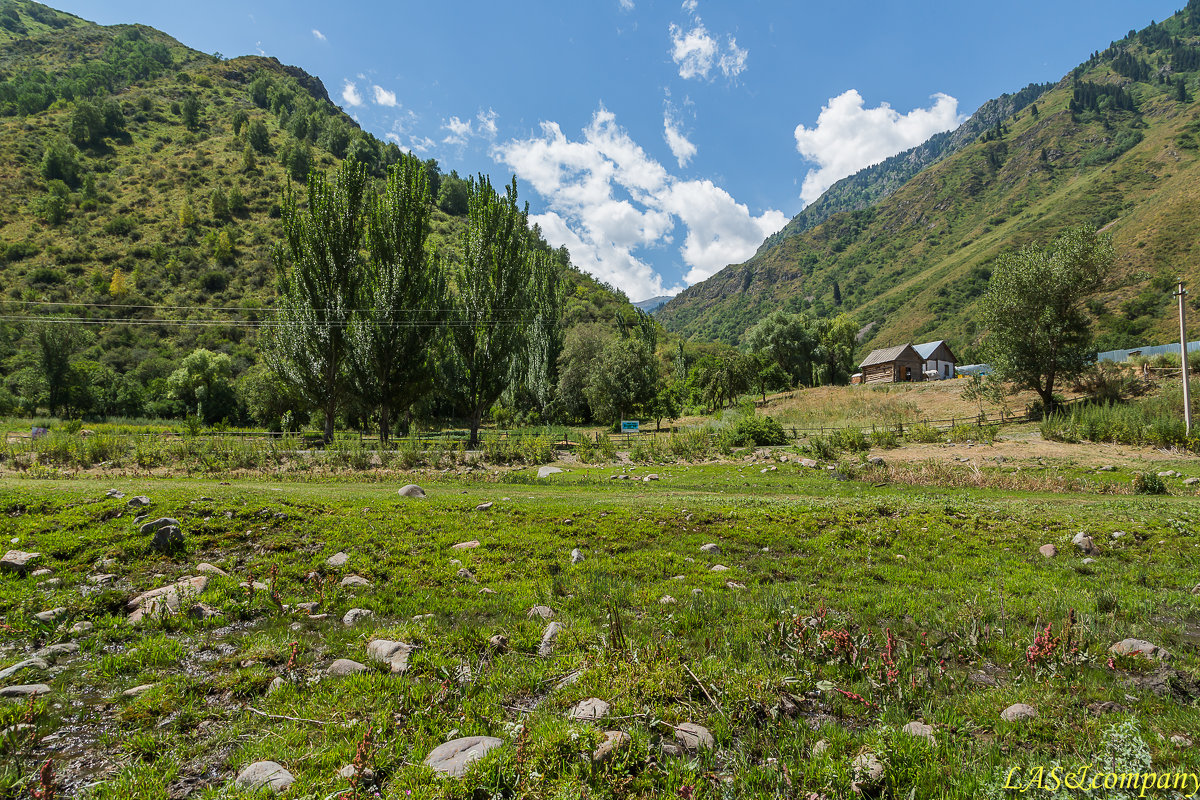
[348,155,447,443]
[556,323,612,422]
[68,100,105,147]
[32,321,87,418]
[437,172,469,215]
[816,312,859,386]
[40,137,84,187]
[448,176,556,446]
[210,187,229,221]
[270,161,370,442]
[981,226,1113,413]
[745,310,817,386]
[752,353,790,402]
[584,337,659,426]
[247,120,271,154]
[181,94,202,130]
[166,348,237,423]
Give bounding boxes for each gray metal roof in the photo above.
[913,340,946,359]
[859,344,919,368]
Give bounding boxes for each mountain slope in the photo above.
[659,5,1200,358]
[0,0,637,411]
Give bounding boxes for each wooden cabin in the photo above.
[858,344,925,384]
[914,340,957,381]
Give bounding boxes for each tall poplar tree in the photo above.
[348,155,447,442]
[270,161,369,442]
[449,176,557,447]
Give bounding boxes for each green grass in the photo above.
[0,466,1195,798]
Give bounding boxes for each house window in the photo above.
[904,366,911,381]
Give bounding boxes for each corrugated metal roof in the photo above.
[859,344,918,368]
[913,340,945,359]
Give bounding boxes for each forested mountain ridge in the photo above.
[659,3,1200,357]
[0,0,637,420]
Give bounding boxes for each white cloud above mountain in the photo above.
[793,89,962,206]
[669,2,747,81]
[493,108,785,300]
[341,80,363,107]
[372,85,397,107]
[662,106,696,167]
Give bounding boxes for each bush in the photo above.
[905,423,943,443]
[1132,472,1167,495]
[830,427,867,452]
[729,414,787,446]
[868,428,900,449]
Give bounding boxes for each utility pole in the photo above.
[1176,280,1192,435]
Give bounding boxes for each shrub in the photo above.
[1131,472,1167,495]
[801,435,837,461]
[830,427,867,452]
[729,414,787,446]
[906,423,943,443]
[868,428,899,449]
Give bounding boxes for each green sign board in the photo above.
[620,420,639,432]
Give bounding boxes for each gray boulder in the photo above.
[327,659,368,676]
[592,730,630,763]
[325,552,350,568]
[127,496,150,508]
[342,608,375,626]
[127,576,208,623]
[0,658,48,681]
[527,605,554,620]
[674,722,714,752]
[538,621,562,657]
[235,761,295,793]
[398,484,426,498]
[0,684,51,698]
[568,698,610,721]
[537,466,563,478]
[0,551,41,574]
[1000,703,1037,722]
[366,640,414,673]
[424,736,503,778]
[1109,638,1170,661]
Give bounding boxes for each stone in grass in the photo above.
[195,563,229,578]
[852,752,885,793]
[122,683,156,698]
[527,605,554,620]
[235,761,295,794]
[0,551,41,575]
[1072,533,1099,555]
[571,548,585,564]
[901,721,936,745]
[398,484,426,498]
[475,501,494,512]
[451,541,480,551]
[187,603,222,620]
[126,496,150,508]
[0,685,51,698]
[126,576,208,624]
[1185,477,1199,487]
[643,474,660,482]
[106,489,125,499]
[69,621,93,635]
[424,736,504,778]
[674,722,714,752]
[366,640,414,674]
[700,543,721,554]
[1000,703,1037,722]
[325,552,350,568]
[710,564,729,572]
[0,659,48,681]
[342,609,375,626]
[812,740,830,756]
[33,643,78,662]
[31,569,52,578]
[1172,735,1193,747]
[327,659,368,676]
[1038,544,1058,559]
[340,575,373,589]
[33,608,67,624]
[593,730,630,763]
[1109,638,1170,661]
[538,621,562,658]
[659,595,676,605]
[537,466,563,478]
[569,698,610,721]
[457,568,476,583]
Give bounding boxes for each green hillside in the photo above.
[0,0,637,420]
[658,3,1200,359]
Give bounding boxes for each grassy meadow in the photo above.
[0,455,1197,798]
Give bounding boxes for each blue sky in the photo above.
[55,1,1180,300]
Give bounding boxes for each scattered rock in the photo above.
[901,721,936,745]
[457,568,476,583]
[812,740,829,756]
[661,743,684,758]
[239,581,269,593]
[38,578,62,589]
[643,474,660,482]
[659,595,676,605]
[33,608,67,624]
[106,489,125,499]
[1184,477,1199,487]
[1171,735,1193,747]
[568,698,610,721]
[673,722,713,752]
[592,730,630,762]
[800,458,820,469]
[488,634,508,651]
[340,575,373,589]
[267,677,286,695]
[710,564,729,572]
[1157,470,1180,479]
[126,496,150,508]
[570,548,584,564]
[187,603,222,620]
[1086,701,1129,716]
[538,621,562,658]
[122,683,156,697]
[1000,703,1037,722]
[69,621,93,635]
[475,501,493,511]
[1109,638,1170,661]
[423,736,504,778]
[700,543,721,554]
[327,659,368,676]
[0,550,41,575]
[235,761,295,794]
[398,484,426,498]
[451,540,480,550]
[325,552,350,568]
[537,466,563,478]
[0,658,48,681]
[1097,465,1115,472]
[364,639,415,675]
[851,752,885,793]
[867,456,885,466]
[725,581,746,590]
[1038,544,1058,559]
[342,608,375,626]
[0,684,51,698]
[30,569,52,578]
[195,563,229,578]
[1081,558,1097,566]
[34,643,79,662]
[478,587,497,595]
[1072,533,1099,555]
[527,605,554,620]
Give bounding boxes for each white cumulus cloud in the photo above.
[341,80,363,108]
[663,108,696,168]
[493,107,785,300]
[312,29,326,42]
[372,85,397,107]
[793,89,962,206]
[669,2,747,81]
[441,109,500,147]
[619,0,634,9]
